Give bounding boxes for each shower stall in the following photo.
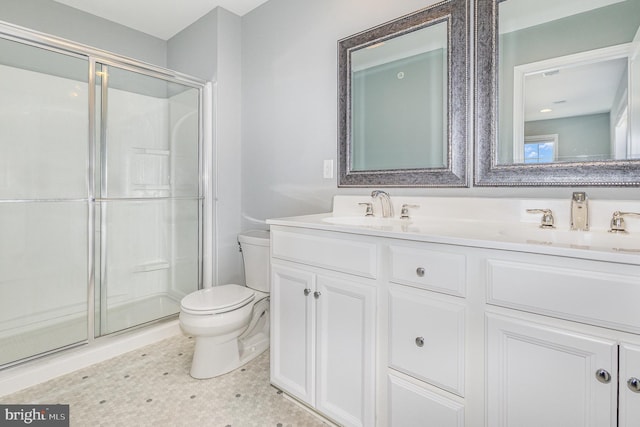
[0,24,208,368]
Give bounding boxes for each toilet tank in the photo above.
[238,230,270,292]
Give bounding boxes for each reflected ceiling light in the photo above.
[540,108,553,113]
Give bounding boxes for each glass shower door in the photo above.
[0,38,89,366]
[95,64,201,335]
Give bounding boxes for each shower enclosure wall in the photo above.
[0,24,208,368]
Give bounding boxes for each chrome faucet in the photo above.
[570,192,589,231]
[371,190,394,218]
[527,208,555,229]
[609,211,640,233]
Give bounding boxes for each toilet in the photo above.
[179,230,270,379]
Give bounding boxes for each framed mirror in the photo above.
[475,0,640,186]
[338,0,468,187]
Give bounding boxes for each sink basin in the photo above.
[319,214,640,252]
[321,216,497,237]
[322,216,408,227]
[499,227,640,252]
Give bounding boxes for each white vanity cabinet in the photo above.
[269,228,377,427]
[386,241,467,427]
[387,286,466,427]
[485,251,640,427]
[486,314,640,427]
[486,313,617,427]
[268,205,640,427]
[620,344,640,427]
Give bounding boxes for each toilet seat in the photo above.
[180,285,255,315]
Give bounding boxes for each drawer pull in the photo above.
[303,288,311,296]
[314,291,321,299]
[628,377,640,393]
[596,369,611,384]
[415,337,425,347]
[416,267,425,277]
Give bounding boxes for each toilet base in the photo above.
[238,331,269,366]
[190,336,240,379]
[183,295,270,379]
[189,332,270,379]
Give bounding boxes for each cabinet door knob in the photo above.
[628,377,640,393]
[303,288,311,296]
[416,267,425,277]
[415,337,425,347]
[595,369,611,384]
[313,291,321,299]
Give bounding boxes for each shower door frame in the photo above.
[0,21,212,362]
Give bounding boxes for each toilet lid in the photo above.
[181,285,255,314]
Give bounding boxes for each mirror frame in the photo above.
[475,0,640,187]
[338,0,469,187]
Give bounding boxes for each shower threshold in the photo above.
[0,294,180,368]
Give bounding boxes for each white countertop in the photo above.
[267,196,640,265]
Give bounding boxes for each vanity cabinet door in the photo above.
[620,343,640,427]
[270,264,376,427]
[270,264,315,406]
[487,314,617,427]
[315,275,376,427]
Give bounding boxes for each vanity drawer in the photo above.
[389,285,465,396]
[271,229,377,278]
[487,255,640,333]
[388,374,464,427]
[389,244,466,297]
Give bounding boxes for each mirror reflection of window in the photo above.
[524,135,557,164]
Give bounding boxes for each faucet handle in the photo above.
[526,209,555,229]
[609,211,640,233]
[400,204,420,220]
[358,202,374,217]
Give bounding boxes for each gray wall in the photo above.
[241,0,447,227]
[241,0,640,231]
[0,0,167,66]
[168,9,244,286]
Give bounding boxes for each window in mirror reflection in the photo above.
[524,135,556,164]
[498,0,640,165]
[350,21,447,171]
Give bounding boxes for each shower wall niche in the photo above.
[0,28,206,367]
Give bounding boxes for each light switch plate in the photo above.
[323,159,334,179]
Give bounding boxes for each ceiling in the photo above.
[524,57,628,122]
[51,0,270,40]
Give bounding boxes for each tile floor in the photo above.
[2,334,328,427]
